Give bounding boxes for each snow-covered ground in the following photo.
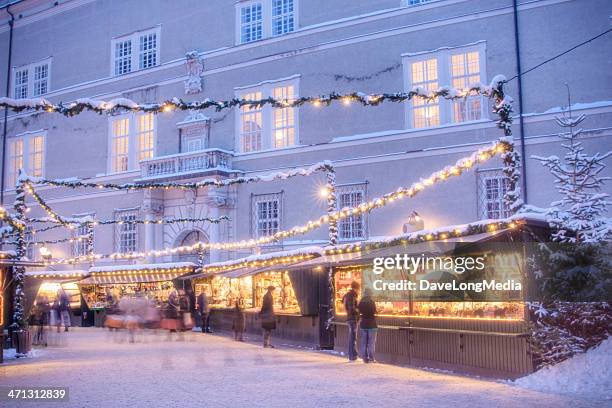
[513,337,611,401]
[0,328,604,408]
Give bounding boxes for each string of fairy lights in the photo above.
[0,80,505,116]
[36,138,516,266]
[1,76,519,271]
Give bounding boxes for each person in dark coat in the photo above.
[260,286,276,348]
[197,290,212,333]
[232,296,246,341]
[33,295,49,346]
[357,288,378,363]
[58,289,71,332]
[342,281,360,361]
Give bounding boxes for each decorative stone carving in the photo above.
[184,51,204,95]
[143,189,164,215]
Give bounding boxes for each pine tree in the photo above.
[532,99,611,242]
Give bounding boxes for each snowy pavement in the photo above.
[0,328,603,408]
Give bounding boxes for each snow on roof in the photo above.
[202,246,324,272]
[26,270,89,279]
[198,214,549,274]
[89,262,197,273]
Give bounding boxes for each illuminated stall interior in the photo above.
[194,270,300,313]
[333,238,526,320]
[26,270,88,310]
[78,263,196,309]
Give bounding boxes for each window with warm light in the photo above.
[411,59,440,128]
[403,43,486,129]
[236,77,299,153]
[5,132,45,189]
[272,85,296,148]
[451,51,482,123]
[109,113,156,173]
[111,27,160,76]
[240,92,263,153]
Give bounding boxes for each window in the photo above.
[236,77,299,153]
[403,43,486,129]
[5,132,45,189]
[73,217,94,257]
[12,59,51,99]
[405,0,434,6]
[25,227,34,260]
[115,210,138,253]
[477,169,511,220]
[236,0,296,44]
[272,0,295,36]
[111,27,160,76]
[109,113,156,173]
[240,92,263,153]
[451,51,482,122]
[272,86,296,148]
[411,59,440,128]
[337,183,368,241]
[241,3,263,43]
[252,193,282,239]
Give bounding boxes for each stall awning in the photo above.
[278,230,507,271]
[79,272,189,284]
[26,270,89,280]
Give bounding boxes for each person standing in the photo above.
[58,289,71,332]
[260,286,276,348]
[232,295,246,341]
[358,288,378,363]
[197,290,211,333]
[342,281,360,361]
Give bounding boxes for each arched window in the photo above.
[176,230,209,264]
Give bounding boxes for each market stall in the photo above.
[78,262,196,327]
[184,248,325,343]
[328,217,550,378]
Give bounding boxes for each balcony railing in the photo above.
[139,148,234,180]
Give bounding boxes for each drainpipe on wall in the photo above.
[1,6,15,206]
[512,0,528,204]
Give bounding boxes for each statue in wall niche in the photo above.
[184,51,204,94]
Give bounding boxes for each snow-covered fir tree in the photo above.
[532,106,611,243]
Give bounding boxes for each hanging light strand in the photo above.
[42,138,515,266]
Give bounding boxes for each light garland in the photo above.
[22,161,334,191]
[41,138,517,266]
[90,266,194,276]
[201,254,318,274]
[0,79,507,117]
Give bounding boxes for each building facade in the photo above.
[0,0,610,268]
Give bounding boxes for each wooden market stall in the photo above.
[326,217,550,378]
[25,270,88,326]
[184,248,327,343]
[78,262,196,327]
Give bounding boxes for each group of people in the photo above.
[31,289,73,346]
[342,281,378,363]
[195,285,275,348]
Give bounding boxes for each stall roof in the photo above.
[79,272,189,285]
[81,262,197,284]
[25,270,89,280]
[89,262,197,273]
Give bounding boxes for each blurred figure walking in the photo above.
[197,290,211,333]
[260,286,276,348]
[58,289,71,333]
[232,295,245,341]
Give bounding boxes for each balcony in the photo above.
[138,148,236,182]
